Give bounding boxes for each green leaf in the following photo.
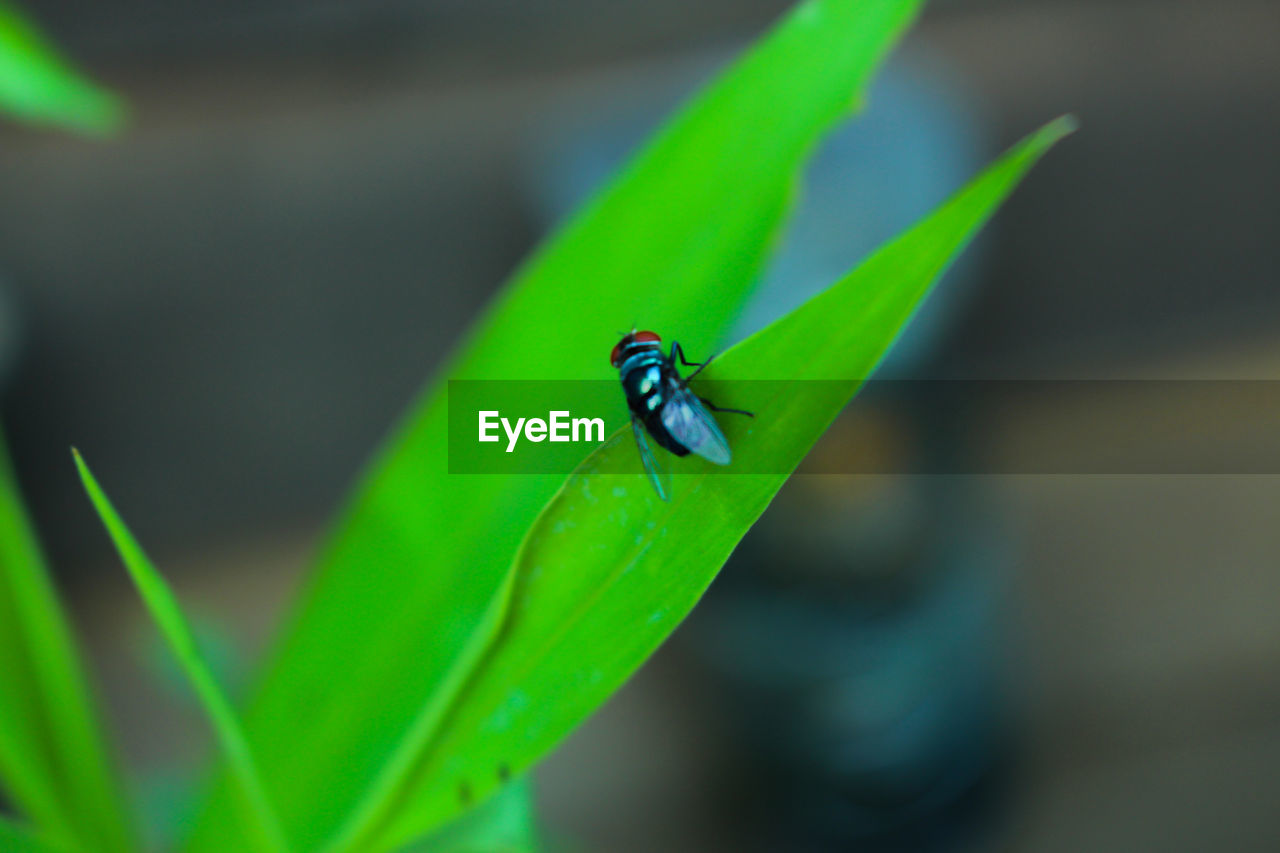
[0,433,135,851]
[71,451,289,853]
[0,813,73,853]
[186,2,922,850]
[361,117,1077,853]
[0,2,124,135]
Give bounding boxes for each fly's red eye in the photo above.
[612,330,661,367]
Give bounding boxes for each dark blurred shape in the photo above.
[525,42,1013,850]
[695,430,1012,851]
[0,277,17,393]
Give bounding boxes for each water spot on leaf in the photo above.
[482,689,530,734]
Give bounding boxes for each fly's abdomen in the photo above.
[619,358,690,456]
[641,409,691,456]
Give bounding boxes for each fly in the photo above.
[610,329,752,501]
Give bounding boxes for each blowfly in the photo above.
[610,330,752,501]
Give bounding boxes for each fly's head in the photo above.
[610,329,662,368]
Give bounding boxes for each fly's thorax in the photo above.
[618,349,670,416]
[615,341,664,375]
[617,349,665,387]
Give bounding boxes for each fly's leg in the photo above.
[699,396,754,418]
[671,341,703,368]
[671,341,711,379]
[675,341,745,412]
[673,341,748,414]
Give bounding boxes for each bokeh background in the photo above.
[2,0,1278,850]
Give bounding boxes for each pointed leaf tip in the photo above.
[73,452,291,853]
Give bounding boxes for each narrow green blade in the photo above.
[186,2,923,850]
[0,2,123,134]
[362,118,1076,852]
[72,451,288,853]
[0,434,135,851]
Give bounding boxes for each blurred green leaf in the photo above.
[72,451,288,853]
[0,814,71,853]
[0,2,123,134]
[0,435,134,851]
[357,117,1075,853]
[186,2,922,850]
[139,610,246,706]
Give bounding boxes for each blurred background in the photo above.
[2,0,1279,850]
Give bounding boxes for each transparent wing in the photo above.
[660,385,732,465]
[631,415,672,502]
